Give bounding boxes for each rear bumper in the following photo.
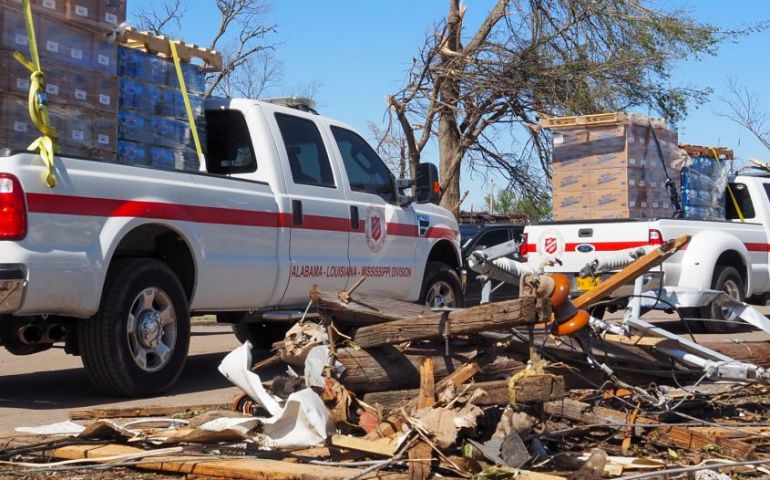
[0,267,26,313]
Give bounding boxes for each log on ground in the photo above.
[352,297,537,349]
[337,346,525,393]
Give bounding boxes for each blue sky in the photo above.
[128,1,770,211]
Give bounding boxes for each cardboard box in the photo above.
[589,188,648,211]
[552,125,627,161]
[6,0,68,18]
[68,65,93,108]
[588,168,650,190]
[552,156,589,172]
[93,74,118,112]
[552,190,589,220]
[66,0,99,27]
[93,112,116,152]
[552,168,589,192]
[1,95,37,149]
[98,0,126,27]
[1,8,31,56]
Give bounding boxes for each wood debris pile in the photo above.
[6,256,770,478]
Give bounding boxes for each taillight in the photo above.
[0,174,27,240]
[648,229,663,246]
[519,232,529,259]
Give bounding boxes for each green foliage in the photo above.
[493,189,551,223]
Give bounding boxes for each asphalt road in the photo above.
[0,324,248,438]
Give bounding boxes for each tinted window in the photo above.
[476,229,510,249]
[731,182,756,219]
[205,110,256,174]
[275,113,335,188]
[331,126,394,199]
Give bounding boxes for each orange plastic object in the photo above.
[555,309,590,336]
[549,273,570,308]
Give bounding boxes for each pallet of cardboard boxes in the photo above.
[544,112,681,221]
[0,0,220,171]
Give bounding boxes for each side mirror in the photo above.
[415,163,440,204]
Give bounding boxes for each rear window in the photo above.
[205,110,257,174]
[730,182,756,219]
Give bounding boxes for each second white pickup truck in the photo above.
[0,98,463,396]
[523,175,770,333]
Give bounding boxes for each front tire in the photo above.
[79,259,190,397]
[419,261,464,308]
[699,265,746,334]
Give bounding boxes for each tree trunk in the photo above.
[437,0,463,218]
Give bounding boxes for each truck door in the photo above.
[272,112,351,305]
[329,126,418,298]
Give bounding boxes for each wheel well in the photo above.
[110,224,196,300]
[715,250,747,288]
[427,240,461,270]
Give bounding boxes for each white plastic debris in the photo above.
[15,421,85,436]
[218,341,334,448]
[304,345,344,389]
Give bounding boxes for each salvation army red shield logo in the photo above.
[366,206,386,253]
[537,230,564,259]
[544,237,558,255]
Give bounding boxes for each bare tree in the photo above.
[387,0,734,217]
[135,0,187,36]
[720,78,770,152]
[134,0,279,99]
[368,122,409,179]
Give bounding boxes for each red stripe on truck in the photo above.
[27,193,282,228]
[26,193,459,240]
[528,241,651,253]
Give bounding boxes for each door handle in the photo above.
[292,200,303,226]
[350,206,360,230]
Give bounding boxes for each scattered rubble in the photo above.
[6,238,770,479]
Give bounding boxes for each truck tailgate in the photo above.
[524,220,653,273]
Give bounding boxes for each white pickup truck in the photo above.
[0,98,463,396]
[523,174,770,332]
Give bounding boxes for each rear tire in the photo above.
[419,261,464,308]
[699,265,746,334]
[79,259,190,397]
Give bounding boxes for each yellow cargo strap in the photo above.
[14,0,57,188]
[711,147,744,222]
[168,40,205,166]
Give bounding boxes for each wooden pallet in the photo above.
[679,144,734,160]
[539,112,630,129]
[116,27,223,72]
[539,111,669,130]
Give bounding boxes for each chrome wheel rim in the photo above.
[127,287,177,372]
[425,280,456,308]
[720,279,741,321]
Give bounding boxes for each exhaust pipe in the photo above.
[17,325,43,345]
[47,324,66,343]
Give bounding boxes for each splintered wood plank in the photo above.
[352,297,537,349]
[543,399,755,460]
[328,435,399,457]
[572,235,690,310]
[409,357,435,480]
[363,375,564,410]
[311,285,433,326]
[53,444,407,480]
[69,404,227,420]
